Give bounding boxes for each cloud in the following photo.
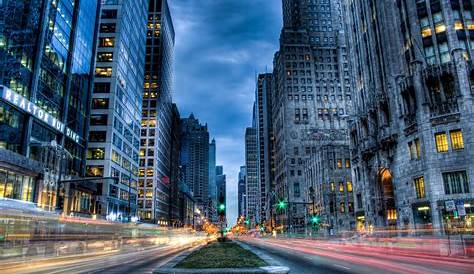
[169,0,281,225]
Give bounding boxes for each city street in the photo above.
[0,244,197,274]
[238,237,474,274]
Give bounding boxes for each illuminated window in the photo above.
[99,37,115,47]
[86,166,104,177]
[450,130,464,150]
[112,150,121,163]
[387,209,397,220]
[330,182,335,192]
[435,132,449,152]
[95,67,113,77]
[435,24,446,33]
[347,181,353,192]
[87,148,105,160]
[345,159,351,168]
[339,182,344,193]
[415,139,421,158]
[414,177,425,199]
[337,159,343,169]
[421,27,432,37]
[454,21,464,30]
[340,202,345,213]
[97,52,113,62]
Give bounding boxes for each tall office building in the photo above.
[0,0,100,211]
[208,139,217,222]
[238,166,247,218]
[86,0,148,221]
[345,0,474,233]
[245,125,259,224]
[138,0,175,225]
[216,165,226,208]
[180,114,210,218]
[169,103,181,226]
[272,0,353,232]
[255,73,275,223]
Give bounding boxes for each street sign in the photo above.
[445,200,456,211]
[456,201,466,216]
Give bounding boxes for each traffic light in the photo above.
[277,199,287,211]
[310,215,320,230]
[218,195,226,217]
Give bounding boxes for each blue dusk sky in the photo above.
[169,0,282,225]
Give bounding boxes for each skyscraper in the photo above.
[169,103,181,226]
[272,0,352,232]
[216,165,226,211]
[138,0,175,225]
[245,126,259,224]
[238,166,247,218]
[0,0,100,211]
[208,138,217,222]
[180,114,210,219]
[345,0,474,233]
[86,0,148,221]
[255,73,275,223]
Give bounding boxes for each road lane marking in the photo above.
[333,264,351,270]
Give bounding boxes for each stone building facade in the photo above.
[345,0,474,234]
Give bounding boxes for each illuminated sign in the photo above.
[0,86,80,144]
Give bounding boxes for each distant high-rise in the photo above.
[216,165,226,212]
[238,166,247,218]
[245,126,259,224]
[272,0,353,232]
[169,104,181,226]
[0,0,100,211]
[86,0,148,221]
[255,73,275,223]
[208,139,217,221]
[138,0,175,225]
[180,114,210,219]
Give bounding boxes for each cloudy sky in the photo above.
[169,0,282,225]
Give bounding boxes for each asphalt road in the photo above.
[238,237,474,274]
[0,244,193,274]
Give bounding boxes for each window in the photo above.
[330,182,335,192]
[95,67,113,77]
[99,37,115,47]
[450,130,464,150]
[94,82,110,93]
[294,183,300,197]
[92,98,109,109]
[89,131,106,142]
[101,9,117,19]
[100,23,116,33]
[339,182,344,192]
[414,177,426,199]
[90,115,108,126]
[112,150,121,164]
[340,202,345,213]
[435,132,449,152]
[97,52,113,62]
[409,139,422,159]
[387,209,397,221]
[86,165,104,177]
[337,159,343,169]
[87,148,105,160]
[347,181,353,192]
[443,171,469,195]
[345,159,351,168]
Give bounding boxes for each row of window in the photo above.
[413,170,470,199]
[435,130,464,152]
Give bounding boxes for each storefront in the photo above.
[412,202,433,234]
[0,168,36,202]
[439,199,474,234]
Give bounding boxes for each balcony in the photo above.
[429,99,459,118]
